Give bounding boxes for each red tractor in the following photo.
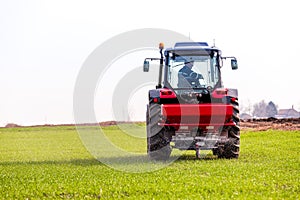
[143,42,239,160]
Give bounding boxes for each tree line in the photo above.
[241,100,278,118]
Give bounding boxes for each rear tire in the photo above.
[225,126,240,159]
[214,126,240,159]
[146,104,172,161]
[214,101,240,159]
[223,98,240,159]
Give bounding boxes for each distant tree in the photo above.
[252,100,278,118]
[266,101,278,117]
[5,123,20,128]
[252,100,267,117]
[240,99,252,116]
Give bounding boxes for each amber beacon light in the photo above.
[159,42,164,50]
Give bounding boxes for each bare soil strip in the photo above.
[241,118,300,131]
[4,118,300,131]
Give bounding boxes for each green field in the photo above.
[0,125,299,199]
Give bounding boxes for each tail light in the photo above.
[215,88,228,95]
[161,90,173,95]
[153,98,159,103]
[211,88,229,99]
[160,89,177,98]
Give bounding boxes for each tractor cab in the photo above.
[144,42,238,104]
[164,42,222,90]
[144,42,237,88]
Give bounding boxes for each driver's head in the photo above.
[185,60,194,68]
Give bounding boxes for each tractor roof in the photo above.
[164,42,219,55]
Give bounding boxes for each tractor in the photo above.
[143,42,240,160]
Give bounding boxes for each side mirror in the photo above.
[231,59,238,70]
[143,60,149,72]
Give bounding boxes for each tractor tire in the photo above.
[146,104,172,161]
[212,146,225,158]
[214,100,240,159]
[224,125,240,159]
[223,98,240,159]
[223,137,240,159]
[214,126,240,159]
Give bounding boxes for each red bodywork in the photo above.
[160,104,235,131]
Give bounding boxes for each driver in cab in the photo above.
[178,60,204,87]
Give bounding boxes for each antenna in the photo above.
[213,39,216,47]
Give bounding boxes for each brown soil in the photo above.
[3,118,300,131]
[241,118,300,131]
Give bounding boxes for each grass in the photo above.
[0,125,299,199]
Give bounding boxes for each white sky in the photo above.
[1,0,300,126]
